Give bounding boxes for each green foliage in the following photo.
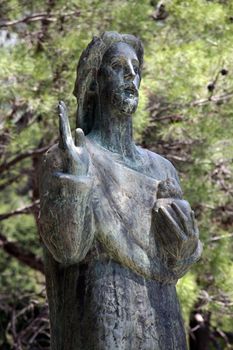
[177,272,199,327]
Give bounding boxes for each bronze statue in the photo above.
[39,32,202,350]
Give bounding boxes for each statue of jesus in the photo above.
[39,31,202,350]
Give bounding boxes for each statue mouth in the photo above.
[111,83,139,113]
[123,84,138,98]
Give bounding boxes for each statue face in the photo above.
[98,42,141,115]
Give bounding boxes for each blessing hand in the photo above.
[58,101,90,176]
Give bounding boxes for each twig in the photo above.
[214,328,232,347]
[17,305,49,343]
[3,292,49,348]
[167,155,192,163]
[0,13,55,28]
[0,200,40,221]
[208,233,233,242]
[0,10,81,28]
[191,91,233,107]
[0,145,50,174]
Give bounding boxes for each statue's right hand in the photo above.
[58,101,89,176]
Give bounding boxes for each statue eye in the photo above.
[133,65,139,74]
[111,62,122,70]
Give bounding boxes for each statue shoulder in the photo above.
[140,147,180,183]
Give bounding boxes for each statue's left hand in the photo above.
[154,199,199,265]
[158,201,199,242]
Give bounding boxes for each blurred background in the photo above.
[0,0,233,349]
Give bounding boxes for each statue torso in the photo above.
[84,138,180,281]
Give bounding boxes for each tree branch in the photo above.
[0,201,40,221]
[191,91,233,107]
[207,233,233,242]
[0,13,54,28]
[0,146,49,174]
[0,233,44,274]
[0,10,81,28]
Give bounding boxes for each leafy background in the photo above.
[0,0,233,349]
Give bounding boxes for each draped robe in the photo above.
[40,137,202,350]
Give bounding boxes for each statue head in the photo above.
[73,32,144,134]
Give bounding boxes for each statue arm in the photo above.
[39,148,95,265]
[39,102,95,265]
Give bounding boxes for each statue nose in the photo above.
[124,62,136,81]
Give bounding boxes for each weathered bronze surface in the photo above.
[39,32,202,350]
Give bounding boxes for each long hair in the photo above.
[73,31,144,134]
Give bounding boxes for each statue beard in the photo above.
[111,84,139,115]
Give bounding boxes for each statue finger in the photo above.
[58,100,68,119]
[59,100,68,114]
[58,101,72,149]
[158,206,187,242]
[75,128,86,148]
[171,202,189,233]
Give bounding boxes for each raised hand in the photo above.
[58,101,89,176]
